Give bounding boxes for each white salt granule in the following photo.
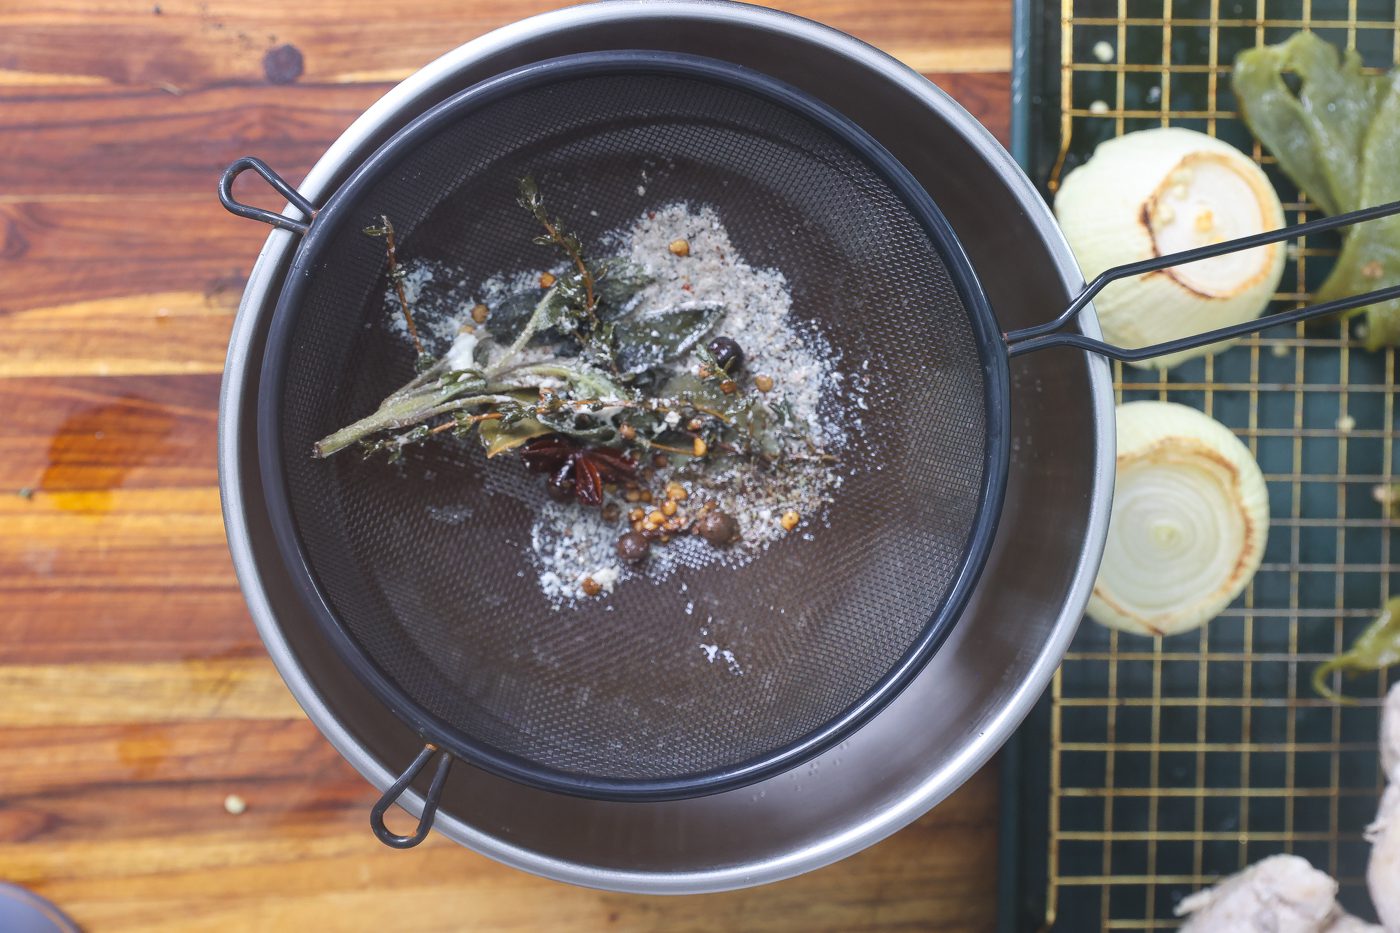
[442,331,478,371]
[699,644,743,675]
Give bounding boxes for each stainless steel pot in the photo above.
[219,0,1114,892]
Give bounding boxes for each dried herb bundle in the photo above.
[314,178,807,486]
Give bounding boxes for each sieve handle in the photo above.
[1003,198,1400,362]
[218,157,316,235]
[369,743,454,849]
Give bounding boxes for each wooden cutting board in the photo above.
[0,1,1010,929]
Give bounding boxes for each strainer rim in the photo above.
[256,49,1010,800]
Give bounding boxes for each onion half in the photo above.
[1088,401,1270,637]
[1055,127,1287,369]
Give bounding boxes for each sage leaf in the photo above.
[614,301,724,376]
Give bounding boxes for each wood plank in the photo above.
[0,658,301,726]
[0,83,388,198]
[0,486,230,590]
[0,290,232,377]
[0,74,1008,198]
[0,0,1009,88]
[0,194,253,312]
[0,375,219,490]
[0,720,339,798]
[0,768,997,932]
[0,588,257,664]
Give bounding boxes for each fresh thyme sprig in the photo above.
[363,216,425,361]
[517,176,597,328]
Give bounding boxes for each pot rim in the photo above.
[218,0,1114,893]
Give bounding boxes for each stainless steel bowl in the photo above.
[219,0,1114,893]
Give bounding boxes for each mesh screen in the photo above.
[270,65,992,786]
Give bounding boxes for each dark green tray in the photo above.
[1000,1,1400,929]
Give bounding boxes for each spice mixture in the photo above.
[334,193,848,607]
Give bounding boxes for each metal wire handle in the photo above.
[1005,199,1400,361]
[219,157,316,235]
[369,744,454,849]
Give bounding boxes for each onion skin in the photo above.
[1055,127,1286,370]
[1088,401,1269,637]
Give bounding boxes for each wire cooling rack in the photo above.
[1005,0,1400,928]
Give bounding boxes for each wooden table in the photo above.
[0,2,1011,929]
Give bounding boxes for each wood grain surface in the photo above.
[0,1,1011,929]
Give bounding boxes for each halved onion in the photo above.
[1087,401,1270,637]
[1055,127,1286,369]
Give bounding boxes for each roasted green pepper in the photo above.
[1313,596,1400,701]
[1234,33,1400,349]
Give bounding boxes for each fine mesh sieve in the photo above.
[220,50,1400,848]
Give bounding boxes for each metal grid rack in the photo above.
[1029,0,1400,927]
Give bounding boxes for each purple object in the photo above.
[0,885,78,933]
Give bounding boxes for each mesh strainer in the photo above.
[220,51,1400,847]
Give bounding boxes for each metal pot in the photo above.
[219,0,1114,892]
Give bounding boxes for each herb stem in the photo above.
[690,404,731,424]
[537,213,597,326]
[377,216,423,357]
[430,412,503,435]
[491,286,562,372]
[645,440,694,456]
[313,393,514,457]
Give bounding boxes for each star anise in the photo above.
[519,434,637,506]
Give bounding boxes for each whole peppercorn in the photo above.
[616,531,651,563]
[706,336,744,373]
[546,470,575,503]
[695,509,739,547]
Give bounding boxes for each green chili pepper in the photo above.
[1313,596,1400,702]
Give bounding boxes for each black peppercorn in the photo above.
[616,531,651,563]
[695,509,739,547]
[706,336,744,373]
